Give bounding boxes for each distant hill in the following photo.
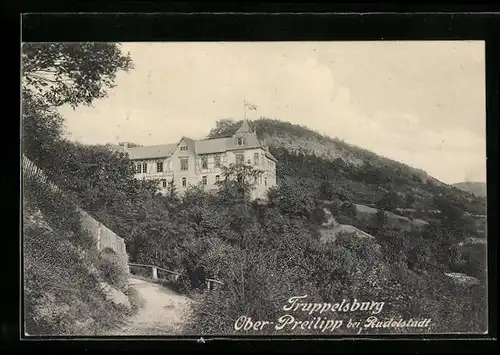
[452,182,487,197]
[208,118,486,216]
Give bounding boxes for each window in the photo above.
[201,156,208,169]
[254,152,259,165]
[215,175,220,183]
[237,137,244,146]
[181,158,188,171]
[135,163,141,173]
[259,176,262,185]
[236,153,244,165]
[214,155,221,168]
[142,163,147,173]
[161,179,167,188]
[182,177,187,187]
[264,177,267,187]
[157,162,163,173]
[202,176,207,185]
[180,146,188,151]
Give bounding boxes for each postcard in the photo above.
[21,40,487,337]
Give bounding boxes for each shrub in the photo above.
[98,249,129,293]
[340,201,357,218]
[24,218,125,336]
[23,174,129,336]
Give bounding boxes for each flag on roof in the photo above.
[244,100,258,111]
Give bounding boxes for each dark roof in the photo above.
[123,120,274,160]
[235,119,254,134]
[126,144,178,160]
[195,135,262,154]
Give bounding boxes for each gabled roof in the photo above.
[179,137,196,151]
[122,122,275,159]
[235,119,253,134]
[126,143,178,160]
[195,137,231,155]
[265,151,278,163]
[195,134,263,155]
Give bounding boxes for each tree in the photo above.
[373,209,389,232]
[22,43,133,162]
[405,193,416,208]
[319,180,335,200]
[207,119,239,139]
[22,42,133,108]
[433,196,465,227]
[267,180,318,219]
[216,163,263,203]
[22,92,65,164]
[376,191,399,212]
[340,201,357,218]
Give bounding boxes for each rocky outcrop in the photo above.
[444,272,481,286]
[355,203,429,231]
[100,282,131,310]
[319,208,375,244]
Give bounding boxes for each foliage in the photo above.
[207,118,486,216]
[22,42,133,108]
[23,177,130,336]
[22,42,134,335]
[22,50,487,335]
[267,179,318,219]
[340,201,357,218]
[372,209,389,234]
[98,249,129,293]
[207,119,239,139]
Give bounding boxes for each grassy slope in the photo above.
[23,174,132,336]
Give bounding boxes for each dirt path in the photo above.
[108,277,192,335]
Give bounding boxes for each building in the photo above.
[112,120,278,200]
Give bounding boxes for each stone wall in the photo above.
[23,155,129,266]
[78,209,128,261]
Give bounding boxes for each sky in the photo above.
[58,41,486,184]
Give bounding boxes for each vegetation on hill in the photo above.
[208,118,486,217]
[23,43,487,335]
[22,42,134,335]
[452,181,487,198]
[28,136,487,334]
[23,169,133,335]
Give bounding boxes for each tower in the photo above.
[233,119,255,147]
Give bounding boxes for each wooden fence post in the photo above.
[152,266,158,280]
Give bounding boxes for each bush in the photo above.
[340,201,357,218]
[98,249,129,293]
[24,219,126,336]
[23,174,130,336]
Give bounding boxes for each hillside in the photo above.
[23,160,134,336]
[208,118,486,217]
[452,181,487,198]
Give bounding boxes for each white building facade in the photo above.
[115,120,278,200]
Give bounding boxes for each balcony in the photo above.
[135,171,173,179]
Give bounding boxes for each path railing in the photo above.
[128,263,224,291]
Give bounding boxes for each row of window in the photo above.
[135,159,186,173]
[159,175,222,189]
[200,155,221,169]
[135,162,164,173]
[158,175,270,189]
[136,152,272,174]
